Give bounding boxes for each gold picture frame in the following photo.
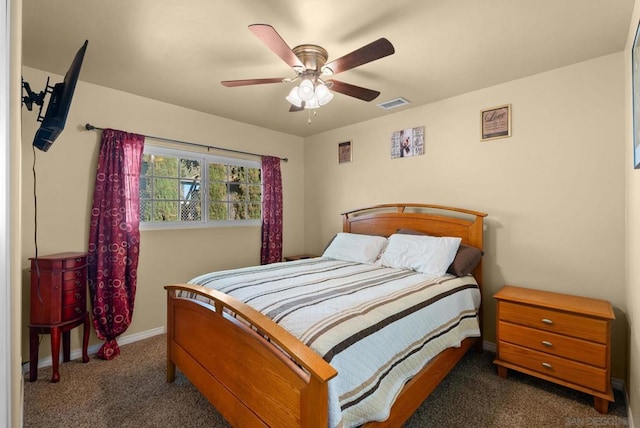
[481,104,511,141]
[338,141,352,163]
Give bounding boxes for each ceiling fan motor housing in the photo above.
[293,45,330,76]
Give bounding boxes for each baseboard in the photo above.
[22,326,166,373]
[482,339,496,353]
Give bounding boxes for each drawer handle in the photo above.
[75,307,82,314]
[75,281,82,287]
[541,362,553,370]
[75,292,82,300]
[541,340,553,347]
[541,318,554,325]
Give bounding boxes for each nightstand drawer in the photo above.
[61,256,86,269]
[62,302,86,321]
[62,268,85,282]
[498,321,607,368]
[62,277,84,292]
[499,341,608,393]
[62,288,85,307]
[499,301,608,343]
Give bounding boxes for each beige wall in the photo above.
[20,66,306,359]
[16,24,636,426]
[626,1,640,426]
[304,53,628,379]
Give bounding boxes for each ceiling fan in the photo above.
[221,24,395,112]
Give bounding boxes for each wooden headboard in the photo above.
[342,203,487,286]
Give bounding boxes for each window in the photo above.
[140,145,262,228]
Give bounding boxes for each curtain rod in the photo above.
[84,124,288,162]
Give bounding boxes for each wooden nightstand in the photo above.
[493,285,614,413]
[29,252,90,383]
[283,254,318,261]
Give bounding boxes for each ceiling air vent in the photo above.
[377,97,410,110]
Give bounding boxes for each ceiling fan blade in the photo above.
[248,24,304,69]
[323,38,395,75]
[221,78,285,87]
[327,80,381,102]
[289,101,305,112]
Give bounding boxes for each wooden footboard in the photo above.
[166,286,478,428]
[165,284,337,428]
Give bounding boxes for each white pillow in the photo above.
[322,233,389,264]
[380,234,462,275]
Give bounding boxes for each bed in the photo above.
[165,203,487,427]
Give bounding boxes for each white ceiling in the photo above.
[22,0,634,137]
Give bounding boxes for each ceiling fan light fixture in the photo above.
[320,66,334,76]
[305,97,320,109]
[315,83,334,106]
[287,81,334,109]
[286,87,303,107]
[298,79,315,101]
[223,25,396,115]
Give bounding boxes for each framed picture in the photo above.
[633,21,640,168]
[390,126,425,159]
[338,141,352,163]
[481,104,511,141]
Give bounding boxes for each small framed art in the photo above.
[481,104,511,141]
[338,141,352,163]
[390,126,425,159]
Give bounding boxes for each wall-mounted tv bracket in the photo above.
[21,76,52,122]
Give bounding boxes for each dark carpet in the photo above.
[23,334,628,427]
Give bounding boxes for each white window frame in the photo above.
[140,145,262,230]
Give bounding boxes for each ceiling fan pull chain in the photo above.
[307,110,318,125]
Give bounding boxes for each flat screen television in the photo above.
[23,40,88,152]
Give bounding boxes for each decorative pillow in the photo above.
[447,244,483,276]
[396,228,483,276]
[322,233,388,264]
[380,233,461,276]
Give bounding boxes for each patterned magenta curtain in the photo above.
[87,129,145,360]
[260,156,283,264]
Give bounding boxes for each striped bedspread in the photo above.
[187,257,481,428]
